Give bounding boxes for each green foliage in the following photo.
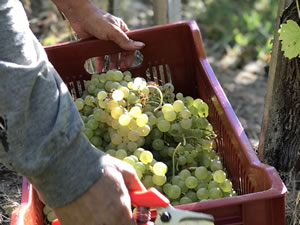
[184,0,277,60]
[279,20,300,59]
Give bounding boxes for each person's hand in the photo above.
[52,155,146,225]
[52,0,145,51]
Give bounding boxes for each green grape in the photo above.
[197,102,209,118]
[118,125,130,137]
[127,141,138,152]
[115,149,127,160]
[142,175,154,188]
[83,105,93,116]
[148,114,157,126]
[185,176,198,189]
[157,119,171,132]
[177,155,187,166]
[210,159,223,172]
[119,86,129,98]
[87,118,99,130]
[168,185,181,200]
[111,106,123,119]
[139,150,153,164]
[128,92,139,104]
[136,137,145,147]
[209,187,223,200]
[167,147,175,157]
[200,138,212,151]
[163,110,177,122]
[179,196,193,205]
[111,133,122,145]
[196,188,209,200]
[128,119,138,130]
[163,83,174,93]
[137,125,151,137]
[83,127,93,139]
[185,96,194,107]
[171,175,181,185]
[119,113,131,126]
[208,180,219,189]
[112,89,124,101]
[111,119,120,129]
[106,149,116,157]
[129,106,142,118]
[177,180,188,193]
[213,170,227,183]
[219,179,233,193]
[180,109,191,119]
[188,106,198,116]
[75,98,84,111]
[134,161,146,173]
[43,205,52,215]
[178,169,191,180]
[123,71,132,81]
[128,130,140,142]
[136,114,148,127]
[152,174,167,186]
[186,190,198,202]
[173,100,184,112]
[130,155,139,163]
[180,118,192,129]
[162,104,173,113]
[150,128,163,139]
[163,183,172,195]
[152,138,165,151]
[153,162,168,176]
[87,84,96,94]
[90,136,102,147]
[195,166,208,180]
[117,143,127,150]
[134,148,144,158]
[47,211,57,222]
[197,118,209,129]
[123,156,135,166]
[176,92,184,100]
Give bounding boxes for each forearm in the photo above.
[0,0,106,208]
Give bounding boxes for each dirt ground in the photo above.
[0,1,278,225]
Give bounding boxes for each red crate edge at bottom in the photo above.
[10,20,287,225]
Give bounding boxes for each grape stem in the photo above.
[147,85,164,112]
[172,142,182,177]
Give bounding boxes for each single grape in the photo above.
[177,155,187,166]
[134,148,144,158]
[173,100,184,112]
[152,162,168,176]
[157,119,171,132]
[168,185,181,200]
[152,138,165,151]
[219,179,233,192]
[123,156,135,166]
[90,136,102,147]
[136,114,148,127]
[119,113,131,126]
[213,170,227,183]
[196,188,209,200]
[210,159,223,172]
[83,127,93,139]
[127,141,138,152]
[163,110,177,122]
[139,150,153,164]
[128,130,140,142]
[112,89,124,101]
[134,161,146,173]
[152,174,167,186]
[178,169,191,180]
[163,183,172,195]
[129,106,142,118]
[180,118,192,129]
[185,176,198,189]
[106,149,116,157]
[111,106,123,119]
[195,166,208,180]
[186,190,198,202]
[209,187,223,200]
[75,98,84,111]
[162,104,173,113]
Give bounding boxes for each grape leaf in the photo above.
[279,20,300,59]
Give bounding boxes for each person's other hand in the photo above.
[52,0,145,51]
[52,155,146,225]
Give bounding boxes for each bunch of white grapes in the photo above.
[74,69,237,205]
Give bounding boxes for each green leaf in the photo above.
[279,20,300,59]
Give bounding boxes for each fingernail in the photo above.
[134,41,145,48]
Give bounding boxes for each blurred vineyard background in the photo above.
[3,0,299,225]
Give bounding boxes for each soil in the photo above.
[0,1,273,225]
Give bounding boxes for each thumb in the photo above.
[120,163,146,192]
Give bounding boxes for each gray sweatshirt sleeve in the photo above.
[0,0,107,208]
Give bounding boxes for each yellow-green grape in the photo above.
[195,166,209,180]
[162,104,173,114]
[128,119,138,130]
[173,100,184,112]
[176,92,184,100]
[152,162,168,176]
[119,113,131,126]
[119,86,129,98]
[152,138,165,151]
[128,130,140,142]
[111,119,120,129]
[186,190,198,202]
[136,169,143,180]
[90,136,102,147]
[124,71,132,81]
[219,179,233,192]
[107,149,116,157]
[196,188,209,200]
[185,96,194,107]
[134,148,144,158]
[107,100,119,112]
[112,89,124,101]
[213,170,227,183]
[180,118,192,129]
[137,125,151,137]
[127,141,138,152]
[43,205,52,215]
[152,174,167,186]
[197,102,209,118]
[84,95,95,107]
[168,185,181,200]
[111,133,122,145]
[111,106,123,119]
[142,175,154,188]
[47,211,57,222]
[185,176,198,189]
[180,196,193,205]
[157,119,171,132]
[136,114,148,127]
[210,159,223,172]
[180,108,191,119]
[163,110,177,122]
[209,187,223,200]
[178,169,191,180]
[83,128,93,139]
[75,98,84,111]
[97,90,107,100]
[115,149,127,160]
[118,125,130,137]
[163,183,172,195]
[128,92,139,104]
[139,150,153,164]
[129,106,142,118]
[123,156,135,166]
[87,118,99,130]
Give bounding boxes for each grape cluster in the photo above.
[74,69,236,205]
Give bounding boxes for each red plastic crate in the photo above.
[10,20,287,225]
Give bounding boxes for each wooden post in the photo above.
[258,0,300,181]
[153,0,182,25]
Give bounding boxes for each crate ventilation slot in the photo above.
[146,64,172,85]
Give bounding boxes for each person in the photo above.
[0,0,146,224]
